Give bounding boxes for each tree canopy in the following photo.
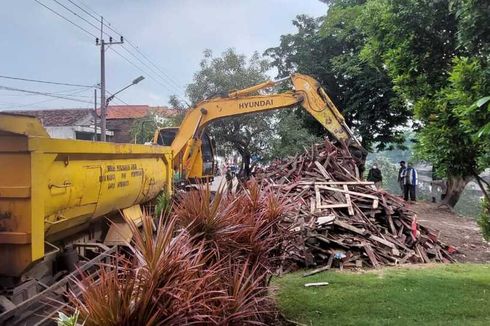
[359,0,490,206]
[186,49,275,175]
[265,5,409,151]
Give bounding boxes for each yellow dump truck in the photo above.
[0,113,173,320]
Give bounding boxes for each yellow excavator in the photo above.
[153,73,366,180]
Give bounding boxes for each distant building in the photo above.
[8,108,107,140]
[8,105,177,143]
[101,105,176,143]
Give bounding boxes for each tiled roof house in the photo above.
[9,108,106,140]
[9,105,176,143]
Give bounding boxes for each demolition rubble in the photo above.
[257,140,456,274]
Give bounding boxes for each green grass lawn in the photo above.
[274,264,490,326]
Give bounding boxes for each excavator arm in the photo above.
[154,73,365,179]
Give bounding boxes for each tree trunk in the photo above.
[241,151,251,177]
[440,175,471,208]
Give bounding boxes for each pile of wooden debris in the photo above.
[256,140,456,273]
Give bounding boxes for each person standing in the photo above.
[367,164,383,189]
[402,162,418,202]
[224,165,234,193]
[398,161,407,194]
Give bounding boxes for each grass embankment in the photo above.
[274,264,490,325]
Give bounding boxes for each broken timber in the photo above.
[257,138,456,272]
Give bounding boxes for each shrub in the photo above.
[154,192,172,217]
[65,180,292,325]
[478,197,490,240]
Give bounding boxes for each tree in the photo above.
[360,0,490,207]
[186,49,274,175]
[130,100,186,144]
[265,4,409,151]
[268,109,322,160]
[414,58,490,206]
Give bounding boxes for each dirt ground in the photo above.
[407,201,490,263]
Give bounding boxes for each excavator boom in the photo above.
[154,73,365,179]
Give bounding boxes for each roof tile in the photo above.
[9,109,93,126]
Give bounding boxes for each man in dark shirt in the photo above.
[398,161,406,194]
[367,164,383,189]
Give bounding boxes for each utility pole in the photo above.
[93,88,97,140]
[96,16,123,141]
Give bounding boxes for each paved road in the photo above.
[209,175,238,193]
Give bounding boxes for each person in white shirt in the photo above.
[401,162,418,202]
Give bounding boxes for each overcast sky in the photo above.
[0,0,326,110]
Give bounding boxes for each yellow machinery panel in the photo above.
[0,113,173,277]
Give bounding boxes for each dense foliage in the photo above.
[478,197,490,241]
[129,108,185,144]
[265,6,409,152]
[359,0,490,206]
[267,109,322,160]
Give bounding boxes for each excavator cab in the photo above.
[155,127,215,182]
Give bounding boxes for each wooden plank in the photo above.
[343,184,354,215]
[314,185,321,211]
[398,252,414,264]
[304,282,329,287]
[314,235,331,245]
[303,257,334,276]
[416,244,431,263]
[314,161,331,180]
[299,181,375,185]
[293,186,311,200]
[364,244,379,268]
[369,234,396,249]
[333,220,366,235]
[319,203,351,209]
[387,215,397,236]
[316,185,379,201]
[316,215,336,225]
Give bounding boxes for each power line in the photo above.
[67,0,185,91]
[0,87,92,99]
[0,88,94,109]
[0,85,93,104]
[0,88,97,110]
[108,47,176,94]
[50,0,103,35]
[0,75,95,88]
[36,0,187,106]
[64,0,187,101]
[111,45,189,105]
[66,0,100,22]
[119,45,183,95]
[1,97,80,110]
[75,0,100,17]
[33,0,98,38]
[125,41,185,90]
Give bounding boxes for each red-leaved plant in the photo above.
[65,179,292,325]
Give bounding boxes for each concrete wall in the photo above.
[45,126,76,139]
